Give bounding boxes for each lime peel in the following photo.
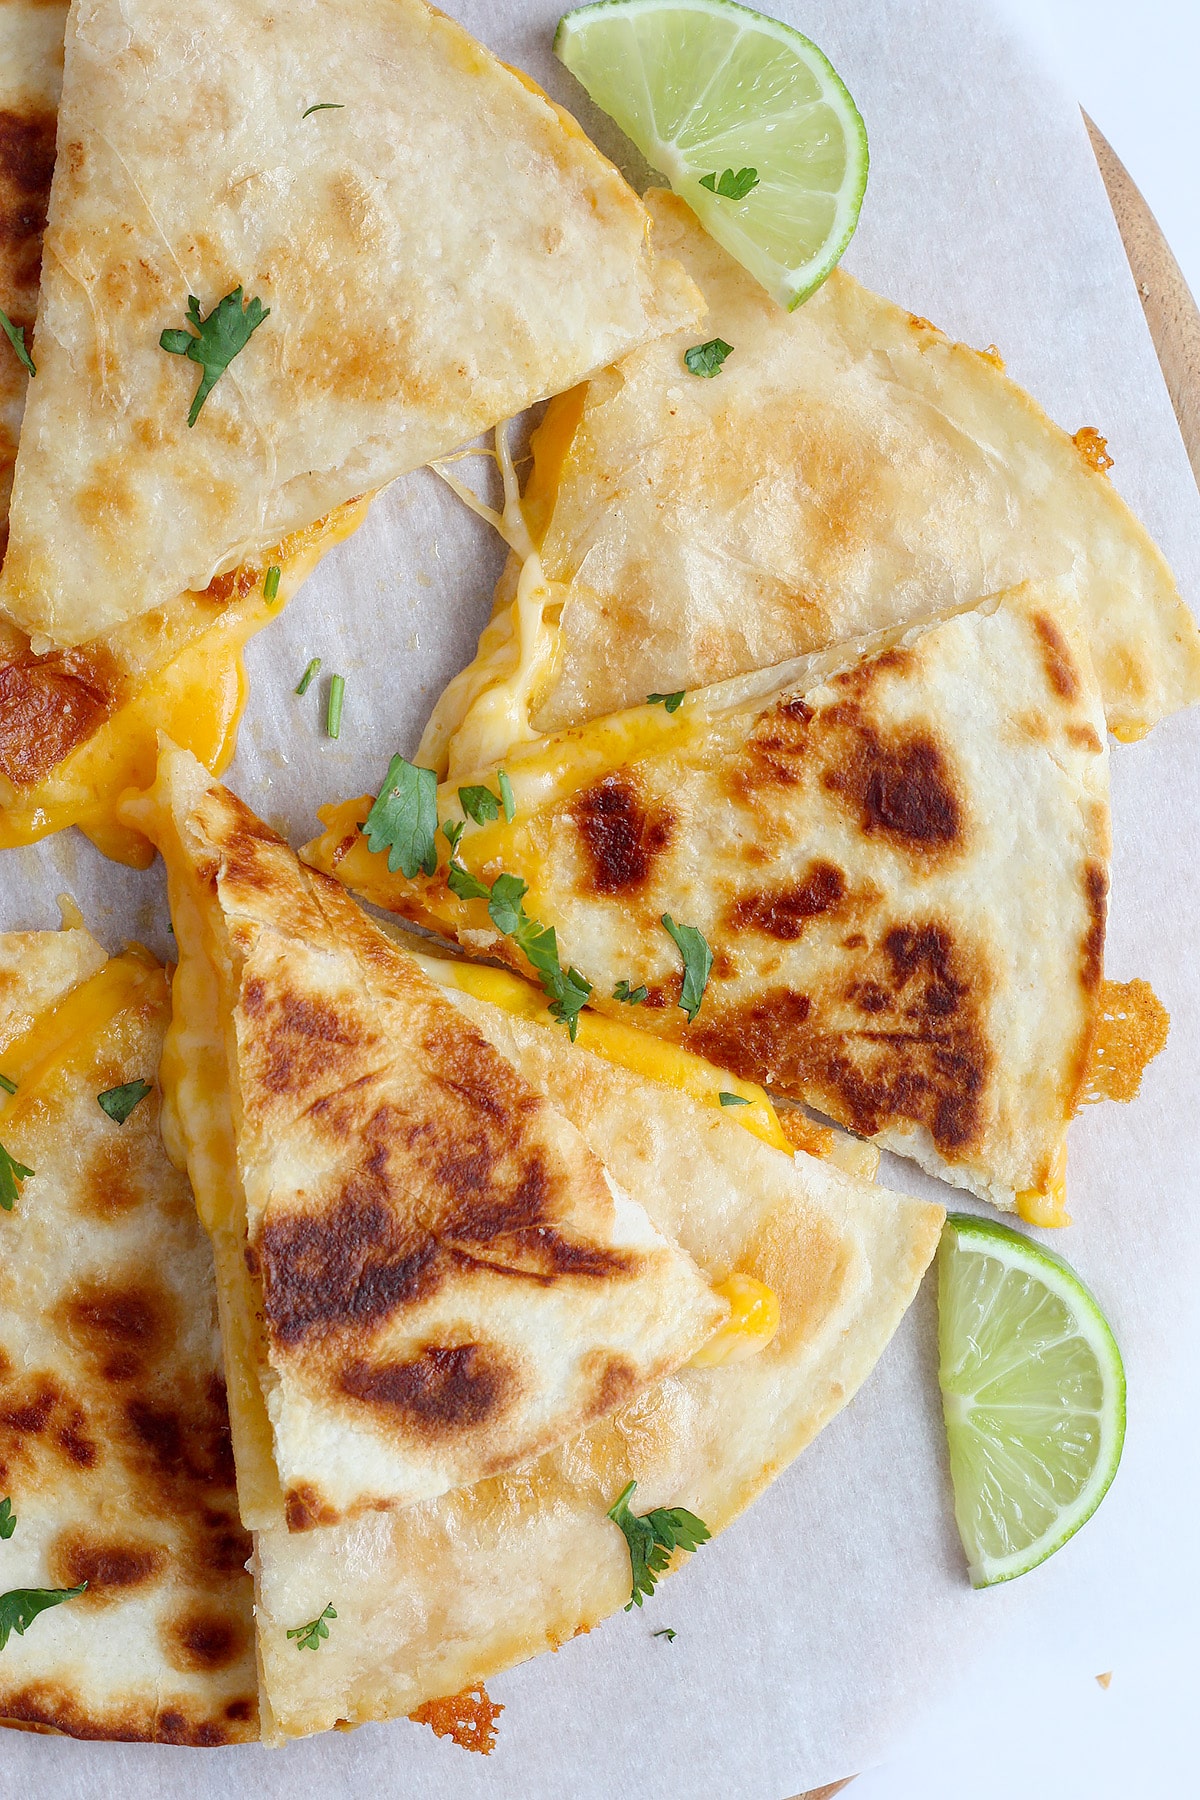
[937,1213,1126,1588]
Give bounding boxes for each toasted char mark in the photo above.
[821,720,962,852]
[1081,863,1108,992]
[1033,614,1081,701]
[0,645,128,788]
[244,981,367,1097]
[121,1374,238,1493]
[409,1683,504,1756]
[339,1342,518,1436]
[738,694,814,790]
[0,1685,254,1746]
[75,1137,150,1219]
[0,107,57,301]
[0,1374,98,1474]
[690,990,813,1090]
[57,1279,172,1383]
[164,1608,249,1674]
[727,861,846,940]
[1073,426,1114,473]
[49,1532,165,1601]
[284,1484,340,1532]
[832,648,914,693]
[572,774,675,895]
[260,1193,441,1347]
[588,1353,637,1416]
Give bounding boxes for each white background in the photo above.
[853,6,1198,1797]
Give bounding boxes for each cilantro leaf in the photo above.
[647,690,686,712]
[301,102,344,119]
[699,166,759,200]
[441,818,466,855]
[159,286,270,427]
[0,1073,16,1096]
[363,754,439,877]
[718,1091,751,1108]
[0,1142,34,1212]
[459,784,501,826]
[486,872,529,937]
[0,1583,87,1651]
[613,980,648,1006]
[446,859,492,902]
[661,916,713,1024]
[606,1480,711,1609]
[0,306,34,377]
[286,1602,336,1650]
[652,1628,676,1642]
[97,1080,152,1126]
[0,1499,14,1540]
[498,769,516,823]
[684,339,733,379]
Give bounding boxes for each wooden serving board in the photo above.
[785,114,1200,1800]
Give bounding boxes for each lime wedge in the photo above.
[554,0,868,308]
[937,1214,1126,1588]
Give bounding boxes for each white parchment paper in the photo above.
[2,0,1199,1794]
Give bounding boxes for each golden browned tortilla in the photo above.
[0,925,258,1743]
[0,0,700,649]
[122,744,724,1533]
[309,582,1111,1215]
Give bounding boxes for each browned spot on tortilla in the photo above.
[339,1342,517,1435]
[822,724,962,852]
[49,1532,165,1601]
[0,644,128,787]
[259,1194,442,1348]
[284,1484,340,1532]
[908,312,938,333]
[253,987,365,1097]
[0,1684,254,1745]
[1066,721,1104,753]
[1081,863,1107,992]
[1081,977,1169,1105]
[0,1375,98,1474]
[409,1683,504,1755]
[727,861,845,939]
[57,1280,172,1383]
[572,773,674,895]
[1073,426,1114,473]
[1033,614,1080,702]
[736,694,814,791]
[163,1608,249,1674]
[588,1354,638,1417]
[0,106,57,310]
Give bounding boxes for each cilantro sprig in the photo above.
[0,1499,14,1540]
[0,1143,34,1212]
[287,1602,336,1650]
[458,769,515,826]
[607,1480,711,1610]
[160,286,270,427]
[684,339,733,379]
[0,1583,87,1651]
[97,1080,152,1126]
[0,306,34,377]
[363,754,439,877]
[699,166,759,200]
[661,915,713,1024]
[443,863,591,1038]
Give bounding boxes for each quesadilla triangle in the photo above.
[309,580,1112,1218]
[121,744,726,1535]
[0,0,370,864]
[0,920,258,1743]
[249,936,943,1743]
[0,0,700,651]
[419,188,1199,775]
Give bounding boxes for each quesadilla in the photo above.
[122,744,726,1532]
[0,0,700,650]
[0,0,370,864]
[419,188,1200,777]
[251,956,943,1740]
[0,922,257,1742]
[309,581,1111,1216]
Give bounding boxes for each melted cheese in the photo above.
[412,951,795,1157]
[0,498,369,868]
[0,955,158,1089]
[690,1275,781,1367]
[1016,1142,1070,1228]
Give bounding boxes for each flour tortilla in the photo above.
[252,981,943,1740]
[123,744,724,1533]
[0,0,700,649]
[0,927,258,1743]
[433,188,1198,761]
[308,581,1111,1212]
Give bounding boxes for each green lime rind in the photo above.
[554,0,868,309]
[937,1212,1126,1589]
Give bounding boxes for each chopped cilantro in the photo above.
[0,1499,14,1540]
[652,1628,676,1642]
[486,871,529,936]
[301,103,345,119]
[436,864,591,1036]
[498,769,516,823]
[446,859,492,902]
[661,916,713,1024]
[160,286,270,427]
[97,1080,152,1126]
[607,1480,710,1609]
[263,565,281,603]
[287,1602,336,1650]
[459,784,501,826]
[326,673,345,739]
[0,1583,87,1651]
[295,656,321,696]
[684,339,733,379]
[647,690,686,712]
[0,306,34,377]
[0,1143,34,1212]
[363,754,439,877]
[718,1091,751,1108]
[0,1073,16,1096]
[613,980,648,1006]
[699,167,759,200]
